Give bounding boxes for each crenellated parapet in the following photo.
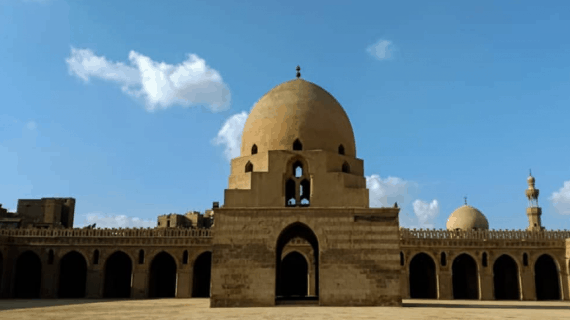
[0,227,213,238]
[400,227,570,248]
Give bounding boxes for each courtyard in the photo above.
[0,298,569,320]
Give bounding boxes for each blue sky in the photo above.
[1,0,569,230]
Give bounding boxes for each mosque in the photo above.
[0,68,569,306]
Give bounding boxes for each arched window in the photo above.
[338,144,345,155]
[342,161,350,173]
[482,252,488,267]
[285,179,296,207]
[138,250,145,264]
[293,139,303,151]
[293,161,303,178]
[441,252,447,267]
[300,179,310,206]
[251,144,258,155]
[93,249,100,265]
[183,250,189,265]
[400,252,405,266]
[523,253,528,267]
[245,161,253,173]
[48,249,54,265]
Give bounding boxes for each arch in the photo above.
[534,254,561,300]
[285,179,296,207]
[441,252,447,267]
[300,179,310,207]
[523,253,528,267]
[293,139,303,151]
[58,251,87,298]
[192,251,212,297]
[245,161,253,173]
[14,250,42,298]
[93,249,100,265]
[280,252,309,297]
[104,251,133,298]
[341,161,350,173]
[452,253,479,299]
[148,251,177,298]
[338,144,345,155]
[482,252,488,267]
[493,254,520,300]
[400,252,405,266]
[275,222,319,301]
[293,161,303,178]
[251,144,258,155]
[409,252,437,299]
[183,250,189,265]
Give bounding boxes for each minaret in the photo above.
[525,170,543,231]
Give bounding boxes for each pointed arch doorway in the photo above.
[275,222,318,303]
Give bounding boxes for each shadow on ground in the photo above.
[404,301,570,310]
[0,298,135,311]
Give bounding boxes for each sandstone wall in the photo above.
[210,207,401,307]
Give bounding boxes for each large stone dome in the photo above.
[240,79,356,157]
[446,205,489,231]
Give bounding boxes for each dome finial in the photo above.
[296,65,301,78]
[464,196,467,205]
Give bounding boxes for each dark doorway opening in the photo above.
[192,251,212,297]
[58,251,87,298]
[452,254,479,300]
[409,253,437,299]
[280,252,308,297]
[104,251,133,298]
[149,252,177,298]
[0,252,3,293]
[493,255,520,300]
[276,222,318,303]
[534,254,560,300]
[14,251,42,298]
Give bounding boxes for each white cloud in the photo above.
[76,212,156,228]
[550,181,570,215]
[367,39,395,60]
[412,199,439,228]
[66,47,230,112]
[366,174,418,208]
[212,111,248,161]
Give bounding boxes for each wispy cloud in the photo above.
[367,39,395,60]
[412,199,440,228]
[66,47,231,112]
[75,212,156,228]
[550,180,570,215]
[212,111,248,161]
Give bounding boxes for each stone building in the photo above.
[0,72,569,306]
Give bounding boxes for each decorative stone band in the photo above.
[0,227,213,238]
[400,228,570,241]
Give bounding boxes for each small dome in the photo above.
[527,175,535,184]
[240,79,356,157]
[446,205,489,231]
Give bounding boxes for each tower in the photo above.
[525,171,543,231]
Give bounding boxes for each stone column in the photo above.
[480,266,494,300]
[560,268,569,301]
[132,268,148,299]
[85,266,103,298]
[438,269,453,300]
[520,266,535,300]
[177,269,192,298]
[400,269,409,299]
[41,260,58,298]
